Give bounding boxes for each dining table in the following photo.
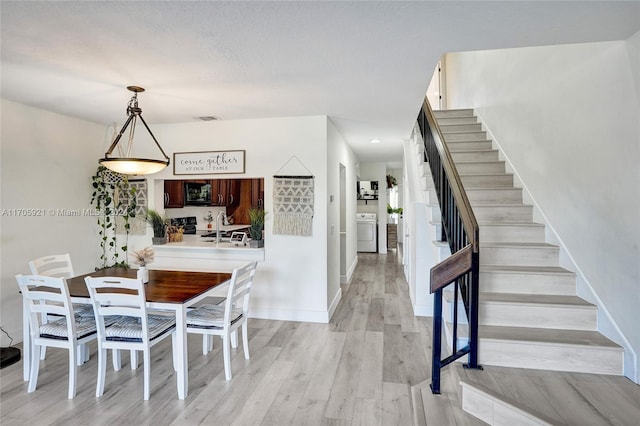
[22,267,232,400]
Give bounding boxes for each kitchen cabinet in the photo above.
[250,178,264,208]
[210,179,241,207]
[210,180,225,206]
[164,180,184,208]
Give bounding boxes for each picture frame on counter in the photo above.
[174,150,246,175]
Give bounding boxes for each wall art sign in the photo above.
[173,150,246,175]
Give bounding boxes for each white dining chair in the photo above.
[16,274,98,399]
[186,261,257,381]
[28,253,92,363]
[85,276,176,400]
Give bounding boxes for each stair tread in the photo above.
[465,187,521,191]
[480,265,573,275]
[479,325,622,349]
[471,200,526,205]
[471,203,531,207]
[481,241,557,248]
[479,221,542,227]
[459,172,511,177]
[480,292,593,307]
[450,149,494,153]
[432,220,544,228]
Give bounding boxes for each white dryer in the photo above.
[356,213,377,252]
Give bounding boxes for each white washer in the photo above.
[356,213,377,252]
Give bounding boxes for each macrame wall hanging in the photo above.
[115,178,148,235]
[273,155,314,237]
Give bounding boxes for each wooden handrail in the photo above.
[421,99,479,252]
[430,244,473,293]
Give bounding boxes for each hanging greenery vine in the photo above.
[90,166,138,269]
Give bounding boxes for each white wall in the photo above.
[0,99,104,345]
[128,115,344,323]
[445,35,640,381]
[327,119,358,315]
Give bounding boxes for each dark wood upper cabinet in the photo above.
[210,179,240,207]
[251,178,265,208]
[209,180,225,206]
[164,180,184,208]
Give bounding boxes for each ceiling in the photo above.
[2,1,638,166]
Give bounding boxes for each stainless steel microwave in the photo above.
[184,181,211,205]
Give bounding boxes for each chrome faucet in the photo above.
[215,211,226,246]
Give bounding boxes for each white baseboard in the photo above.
[413,301,434,317]
[328,287,342,321]
[341,255,358,285]
[249,307,330,324]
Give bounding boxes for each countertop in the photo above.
[156,234,261,250]
[153,234,264,263]
[198,224,250,234]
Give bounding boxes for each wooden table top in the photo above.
[66,267,232,304]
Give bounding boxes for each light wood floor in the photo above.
[2,252,639,425]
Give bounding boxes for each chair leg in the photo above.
[208,335,213,352]
[202,334,209,355]
[68,344,77,399]
[28,344,41,393]
[242,321,250,360]
[231,330,238,348]
[223,333,232,381]
[76,344,88,366]
[112,349,121,371]
[143,349,151,400]
[96,348,107,397]
[131,350,138,370]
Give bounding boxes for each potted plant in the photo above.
[130,247,154,283]
[386,174,397,188]
[248,208,266,248]
[146,209,167,245]
[204,211,214,229]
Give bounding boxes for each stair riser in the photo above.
[478,340,623,375]
[448,141,493,151]
[473,206,533,222]
[481,246,559,267]
[462,174,513,188]
[480,271,576,295]
[461,384,553,426]
[456,162,506,174]
[440,124,483,133]
[443,299,597,330]
[443,132,488,142]
[479,303,597,331]
[437,117,478,126]
[479,224,545,243]
[452,151,499,162]
[466,188,523,204]
[434,109,474,119]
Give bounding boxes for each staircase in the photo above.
[423,109,624,375]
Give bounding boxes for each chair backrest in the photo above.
[16,274,76,340]
[84,276,149,342]
[29,254,75,278]
[224,261,258,322]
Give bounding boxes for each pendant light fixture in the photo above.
[99,86,170,175]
